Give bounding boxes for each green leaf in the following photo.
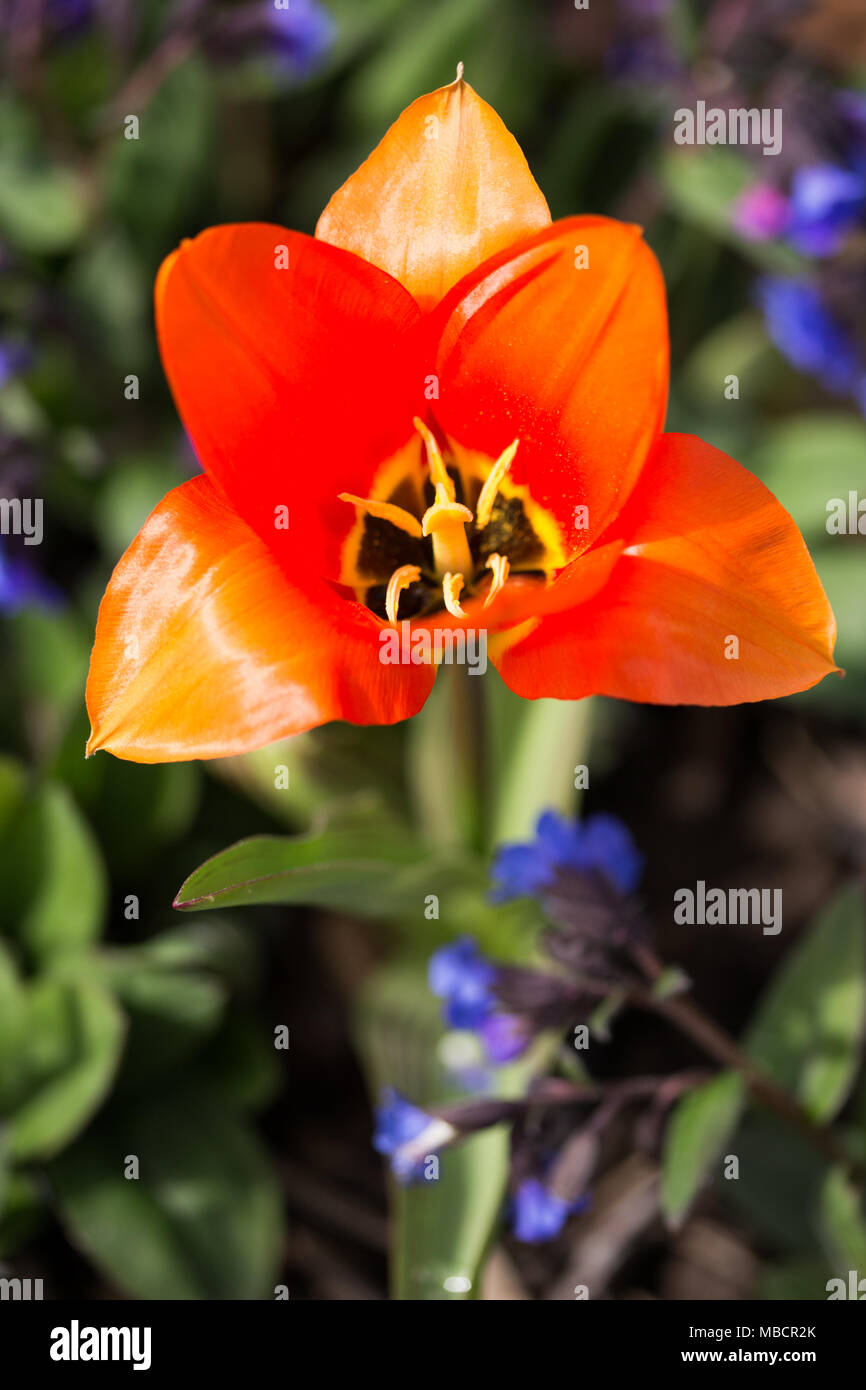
[0,781,107,966]
[818,1166,866,1272]
[173,818,427,914]
[355,963,548,1300]
[748,413,866,547]
[173,813,540,960]
[661,1072,745,1227]
[744,886,866,1121]
[51,1086,283,1300]
[8,980,125,1161]
[108,969,227,1088]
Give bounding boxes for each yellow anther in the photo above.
[385,564,421,624]
[338,492,423,538]
[475,439,519,530]
[483,552,510,607]
[422,484,474,577]
[413,417,454,499]
[442,572,466,619]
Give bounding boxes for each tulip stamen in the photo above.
[475,439,519,530]
[385,564,422,624]
[442,572,467,619]
[483,552,510,607]
[338,492,423,537]
[413,417,455,500]
[422,484,474,578]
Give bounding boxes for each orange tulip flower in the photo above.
[86,72,838,762]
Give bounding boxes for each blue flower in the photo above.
[478,1012,530,1065]
[0,340,32,389]
[0,542,60,615]
[511,1178,590,1243]
[491,810,643,903]
[786,164,866,257]
[373,1088,437,1183]
[757,276,864,397]
[428,937,496,1030]
[267,0,336,75]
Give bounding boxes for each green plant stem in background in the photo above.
[490,692,593,847]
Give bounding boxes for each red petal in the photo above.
[429,216,669,551]
[155,225,424,577]
[494,434,839,705]
[86,477,435,761]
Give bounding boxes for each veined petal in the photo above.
[494,434,838,705]
[430,216,669,553]
[155,225,424,577]
[86,477,434,762]
[315,75,551,311]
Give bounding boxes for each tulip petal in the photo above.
[431,216,669,554]
[155,224,424,578]
[86,477,435,762]
[316,76,551,311]
[494,433,838,705]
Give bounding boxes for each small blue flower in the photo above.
[511,1178,590,1243]
[0,542,60,615]
[478,1012,530,1064]
[786,164,866,258]
[373,1088,436,1183]
[267,0,336,75]
[757,276,863,396]
[0,340,32,389]
[428,936,496,1030]
[491,810,643,903]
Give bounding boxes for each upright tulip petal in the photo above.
[316,75,551,310]
[494,434,838,705]
[156,225,424,578]
[86,477,434,762]
[430,216,668,554]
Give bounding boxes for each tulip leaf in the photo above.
[51,1085,282,1300]
[744,886,866,1122]
[354,963,509,1300]
[661,1071,745,1227]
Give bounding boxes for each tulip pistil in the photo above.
[338,425,567,625]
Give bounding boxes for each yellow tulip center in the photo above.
[338,419,567,623]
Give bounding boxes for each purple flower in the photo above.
[757,276,864,397]
[491,811,644,903]
[0,341,32,389]
[478,1012,531,1064]
[0,542,60,615]
[786,164,866,258]
[266,0,335,75]
[511,1178,589,1243]
[428,937,496,1030]
[733,183,790,242]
